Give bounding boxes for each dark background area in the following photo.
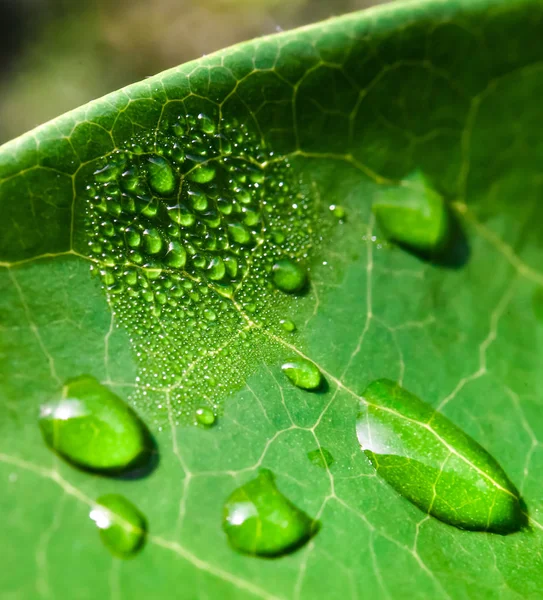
[0,0,390,143]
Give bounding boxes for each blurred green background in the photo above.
[0,0,391,143]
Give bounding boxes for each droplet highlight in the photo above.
[222,469,317,557]
[356,379,524,534]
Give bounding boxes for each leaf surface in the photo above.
[2,0,543,598]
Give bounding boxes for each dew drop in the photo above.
[90,494,146,558]
[39,375,150,473]
[307,447,334,469]
[272,259,307,294]
[195,406,216,426]
[208,256,226,281]
[146,155,176,196]
[279,318,296,333]
[372,170,449,253]
[124,227,141,248]
[142,227,163,255]
[222,469,317,557]
[357,379,524,534]
[282,358,322,391]
[227,222,251,245]
[165,241,187,269]
[189,165,216,184]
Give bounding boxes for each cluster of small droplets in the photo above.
[83,113,332,422]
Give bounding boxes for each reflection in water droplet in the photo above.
[272,259,307,294]
[39,375,150,473]
[372,170,450,253]
[195,406,216,426]
[356,379,524,534]
[307,447,334,469]
[90,494,146,558]
[222,469,317,557]
[282,358,323,391]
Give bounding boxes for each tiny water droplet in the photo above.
[357,379,524,534]
[39,375,150,473]
[195,406,216,426]
[222,469,317,557]
[329,204,346,219]
[307,447,335,469]
[90,494,146,558]
[280,318,296,333]
[282,358,322,391]
[272,259,307,294]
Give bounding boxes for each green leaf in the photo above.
[2,0,543,598]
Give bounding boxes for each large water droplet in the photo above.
[90,494,146,558]
[272,259,307,294]
[282,358,323,391]
[146,156,176,196]
[356,379,524,534]
[372,171,449,253]
[222,469,317,557]
[39,375,150,473]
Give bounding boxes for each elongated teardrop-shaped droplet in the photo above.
[39,375,150,473]
[307,447,335,469]
[146,156,176,196]
[282,358,322,391]
[90,494,146,558]
[356,379,523,534]
[272,259,307,294]
[223,469,317,557]
[372,171,450,253]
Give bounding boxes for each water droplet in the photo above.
[227,222,251,245]
[146,156,176,196]
[222,469,317,557]
[307,447,334,469]
[280,318,296,333]
[195,406,215,426]
[142,227,163,255]
[189,165,216,184]
[124,226,141,249]
[208,256,226,281]
[372,171,449,253]
[282,358,322,391]
[90,494,146,558]
[329,204,346,219]
[165,241,187,269]
[272,259,307,294]
[356,379,524,534]
[39,375,150,473]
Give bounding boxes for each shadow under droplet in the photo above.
[398,207,470,269]
[111,431,160,481]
